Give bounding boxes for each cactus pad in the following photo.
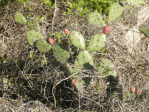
[74,50,94,72]
[36,39,52,52]
[108,2,124,22]
[98,58,117,78]
[70,31,85,50]
[126,0,145,6]
[27,19,39,30]
[52,44,70,61]
[27,30,44,46]
[14,12,27,24]
[139,28,149,37]
[88,10,106,26]
[87,33,106,52]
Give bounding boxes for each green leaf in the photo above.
[84,7,88,12]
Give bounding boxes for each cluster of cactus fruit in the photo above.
[14,12,116,96]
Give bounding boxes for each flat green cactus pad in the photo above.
[126,0,145,6]
[87,33,106,52]
[36,39,52,52]
[27,19,39,30]
[27,30,44,46]
[98,59,117,77]
[88,10,106,26]
[14,12,27,24]
[139,28,149,37]
[52,44,70,62]
[108,2,124,22]
[74,50,94,72]
[70,31,85,50]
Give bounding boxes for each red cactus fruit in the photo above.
[72,79,78,86]
[64,29,70,35]
[48,38,54,45]
[137,89,142,95]
[131,87,135,94]
[104,26,110,34]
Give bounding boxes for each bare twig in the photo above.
[52,0,58,35]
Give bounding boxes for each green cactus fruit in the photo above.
[27,19,39,30]
[87,33,106,52]
[74,50,94,73]
[139,28,149,37]
[88,10,106,26]
[27,30,44,46]
[52,44,70,61]
[14,12,27,24]
[108,2,124,22]
[126,0,145,6]
[36,39,52,52]
[98,59,117,78]
[70,31,85,50]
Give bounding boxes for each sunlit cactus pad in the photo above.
[70,31,85,50]
[27,30,44,46]
[14,12,27,24]
[52,44,70,61]
[108,2,124,22]
[74,50,94,72]
[87,33,106,52]
[36,39,52,52]
[126,0,145,6]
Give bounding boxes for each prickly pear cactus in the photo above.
[139,28,149,37]
[108,2,124,22]
[36,39,52,52]
[27,30,44,46]
[126,0,145,6]
[87,33,106,52]
[88,10,106,26]
[74,50,94,73]
[14,12,27,24]
[69,31,85,50]
[98,58,117,78]
[52,44,70,61]
[27,19,39,30]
